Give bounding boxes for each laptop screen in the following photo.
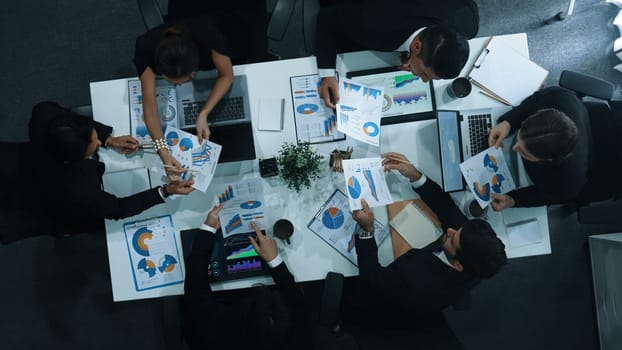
[346,67,436,125]
[437,111,464,192]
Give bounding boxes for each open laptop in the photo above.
[436,107,506,192]
[181,229,268,281]
[128,75,256,163]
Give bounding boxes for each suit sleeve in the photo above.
[355,236,401,297]
[93,120,113,144]
[413,179,467,230]
[68,164,164,220]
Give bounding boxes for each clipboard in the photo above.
[468,36,549,106]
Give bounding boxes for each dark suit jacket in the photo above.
[29,101,165,234]
[316,0,479,69]
[498,87,593,207]
[182,229,312,350]
[353,178,476,324]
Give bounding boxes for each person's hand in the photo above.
[488,121,511,148]
[490,192,515,211]
[382,152,422,182]
[195,111,211,144]
[165,179,195,195]
[249,222,278,262]
[352,199,375,232]
[106,135,139,154]
[160,152,187,180]
[319,76,339,109]
[204,204,224,229]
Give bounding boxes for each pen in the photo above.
[163,164,200,173]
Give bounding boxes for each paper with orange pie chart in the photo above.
[459,147,516,209]
[123,215,184,292]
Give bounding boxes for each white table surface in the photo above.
[90,33,550,302]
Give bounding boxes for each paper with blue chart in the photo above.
[342,158,393,210]
[123,215,183,292]
[216,178,268,237]
[162,126,222,192]
[129,79,178,145]
[290,74,345,144]
[308,190,389,266]
[350,71,434,118]
[459,147,516,208]
[336,78,384,146]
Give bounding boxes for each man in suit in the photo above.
[315,0,479,108]
[182,206,313,349]
[347,152,507,325]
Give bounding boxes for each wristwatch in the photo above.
[159,185,171,198]
[355,224,374,239]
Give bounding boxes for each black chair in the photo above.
[137,0,164,30]
[558,70,622,224]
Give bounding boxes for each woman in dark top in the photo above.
[134,16,241,178]
[30,101,195,234]
[487,87,592,210]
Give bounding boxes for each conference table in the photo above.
[90,33,551,302]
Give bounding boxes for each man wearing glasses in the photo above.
[315,0,479,108]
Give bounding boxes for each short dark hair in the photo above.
[46,113,94,163]
[417,25,469,79]
[519,108,579,163]
[455,219,507,278]
[155,27,199,78]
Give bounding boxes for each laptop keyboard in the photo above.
[183,96,245,125]
[467,113,493,155]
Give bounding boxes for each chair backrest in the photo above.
[559,70,614,100]
[137,0,164,30]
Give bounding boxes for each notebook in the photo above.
[436,107,506,192]
[128,75,256,163]
[468,36,549,106]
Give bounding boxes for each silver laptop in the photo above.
[176,75,252,128]
[436,107,505,192]
[128,75,256,163]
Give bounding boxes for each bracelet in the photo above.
[153,138,169,153]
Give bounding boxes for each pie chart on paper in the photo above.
[347,176,362,199]
[322,207,345,229]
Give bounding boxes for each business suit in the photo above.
[182,229,312,349]
[351,178,476,325]
[29,101,165,234]
[315,0,479,69]
[498,87,593,207]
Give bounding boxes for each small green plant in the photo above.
[277,142,324,192]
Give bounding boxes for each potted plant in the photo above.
[277,142,324,192]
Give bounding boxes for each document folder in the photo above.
[468,37,549,106]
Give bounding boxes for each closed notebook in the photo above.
[468,36,549,106]
[389,201,442,249]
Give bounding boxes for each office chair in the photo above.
[314,272,359,349]
[137,0,164,30]
[558,70,622,224]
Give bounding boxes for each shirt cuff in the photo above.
[266,255,283,268]
[200,223,217,234]
[157,187,167,201]
[318,68,337,78]
[410,173,427,189]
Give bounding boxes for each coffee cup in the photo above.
[273,219,294,244]
[463,199,489,219]
[447,77,472,98]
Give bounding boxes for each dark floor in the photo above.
[2,0,622,349]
